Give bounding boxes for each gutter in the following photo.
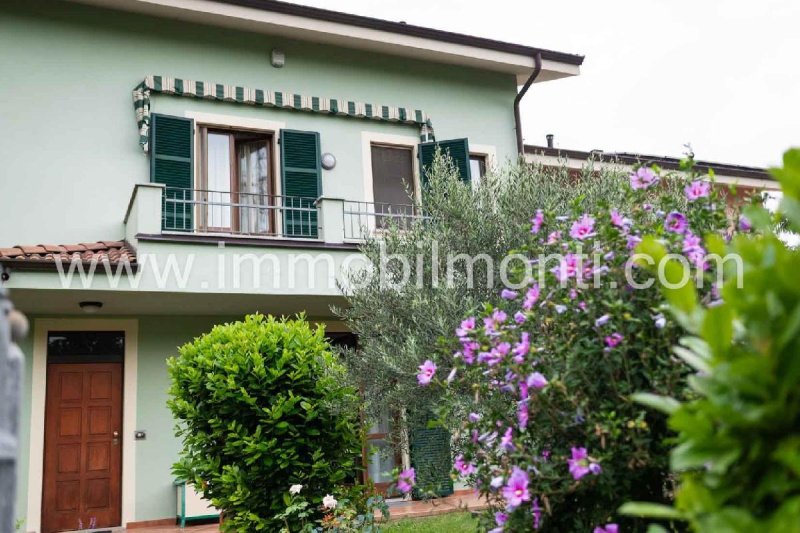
[514,52,542,156]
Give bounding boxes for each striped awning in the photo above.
[133,75,435,152]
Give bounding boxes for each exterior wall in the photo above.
[14,313,347,527]
[0,0,518,247]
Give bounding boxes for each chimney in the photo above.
[546,134,554,148]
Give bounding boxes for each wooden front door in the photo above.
[42,363,123,533]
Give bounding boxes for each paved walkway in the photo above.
[128,491,488,531]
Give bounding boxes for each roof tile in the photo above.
[0,240,136,267]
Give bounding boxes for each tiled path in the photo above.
[129,491,488,531]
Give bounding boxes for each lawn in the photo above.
[384,512,476,532]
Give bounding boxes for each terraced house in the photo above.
[0,1,583,531]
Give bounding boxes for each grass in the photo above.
[383,511,476,532]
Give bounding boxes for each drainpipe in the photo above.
[514,52,543,156]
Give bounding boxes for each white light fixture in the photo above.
[79,301,103,314]
[271,49,285,68]
[321,152,336,170]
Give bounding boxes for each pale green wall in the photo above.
[15,334,33,528]
[0,0,518,247]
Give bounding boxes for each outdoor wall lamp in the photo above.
[79,301,103,314]
[321,152,336,170]
[271,49,285,68]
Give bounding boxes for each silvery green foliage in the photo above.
[336,154,636,433]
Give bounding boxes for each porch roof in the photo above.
[0,241,136,270]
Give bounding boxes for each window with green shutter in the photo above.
[150,114,194,231]
[418,138,471,187]
[280,129,321,238]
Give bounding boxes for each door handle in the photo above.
[112,431,119,438]
[112,430,120,445]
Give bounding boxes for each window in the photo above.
[199,127,275,234]
[469,154,487,180]
[370,144,417,226]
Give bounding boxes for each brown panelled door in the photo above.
[42,363,122,532]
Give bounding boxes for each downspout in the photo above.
[514,51,543,156]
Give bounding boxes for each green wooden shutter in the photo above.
[410,426,454,498]
[418,138,471,187]
[150,114,194,231]
[280,129,321,238]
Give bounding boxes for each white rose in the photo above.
[322,494,337,510]
[289,484,303,495]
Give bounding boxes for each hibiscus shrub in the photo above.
[167,314,362,532]
[427,159,740,531]
[622,149,800,531]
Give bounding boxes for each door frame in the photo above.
[27,319,138,533]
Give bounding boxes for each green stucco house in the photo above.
[0,1,582,530]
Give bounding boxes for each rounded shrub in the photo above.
[167,314,362,531]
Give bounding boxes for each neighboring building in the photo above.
[524,142,779,193]
[0,1,582,530]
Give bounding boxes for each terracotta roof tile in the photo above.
[0,240,136,267]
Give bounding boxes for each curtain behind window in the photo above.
[238,140,271,234]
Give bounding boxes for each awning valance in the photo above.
[133,75,435,152]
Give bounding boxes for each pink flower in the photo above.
[501,289,518,300]
[567,447,601,480]
[594,314,610,327]
[665,211,688,234]
[532,498,542,530]
[523,284,540,310]
[500,427,515,452]
[546,231,561,245]
[569,214,596,240]
[454,454,477,476]
[518,401,529,430]
[594,524,619,533]
[605,332,623,348]
[626,235,642,250]
[512,332,530,363]
[527,372,548,389]
[502,467,530,510]
[530,210,545,234]
[553,253,580,282]
[417,360,437,385]
[456,317,476,338]
[610,209,627,228]
[396,468,416,494]
[513,311,527,324]
[495,511,508,527]
[685,180,711,201]
[630,167,658,189]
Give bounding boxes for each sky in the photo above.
[294,0,799,168]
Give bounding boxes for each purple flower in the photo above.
[594,524,619,533]
[630,167,658,189]
[567,447,601,480]
[397,468,416,494]
[739,214,752,231]
[500,427,515,452]
[553,253,580,282]
[569,214,596,240]
[626,235,642,250]
[532,498,542,530]
[461,341,479,364]
[527,372,548,389]
[530,210,545,234]
[682,231,702,252]
[518,401,529,430]
[468,412,481,423]
[554,304,567,314]
[685,180,711,201]
[523,284,540,310]
[512,332,530,363]
[665,211,688,234]
[501,288,518,300]
[594,314,610,328]
[495,511,508,527]
[589,462,603,475]
[490,475,505,490]
[454,454,477,476]
[546,231,561,244]
[417,360,437,386]
[501,467,530,510]
[605,332,623,348]
[456,317,476,338]
[654,313,666,329]
[610,209,628,228]
[514,311,527,324]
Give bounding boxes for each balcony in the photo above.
[124,184,425,247]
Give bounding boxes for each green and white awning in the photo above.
[133,75,435,151]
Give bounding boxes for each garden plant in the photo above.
[419,156,741,531]
[167,314,362,531]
